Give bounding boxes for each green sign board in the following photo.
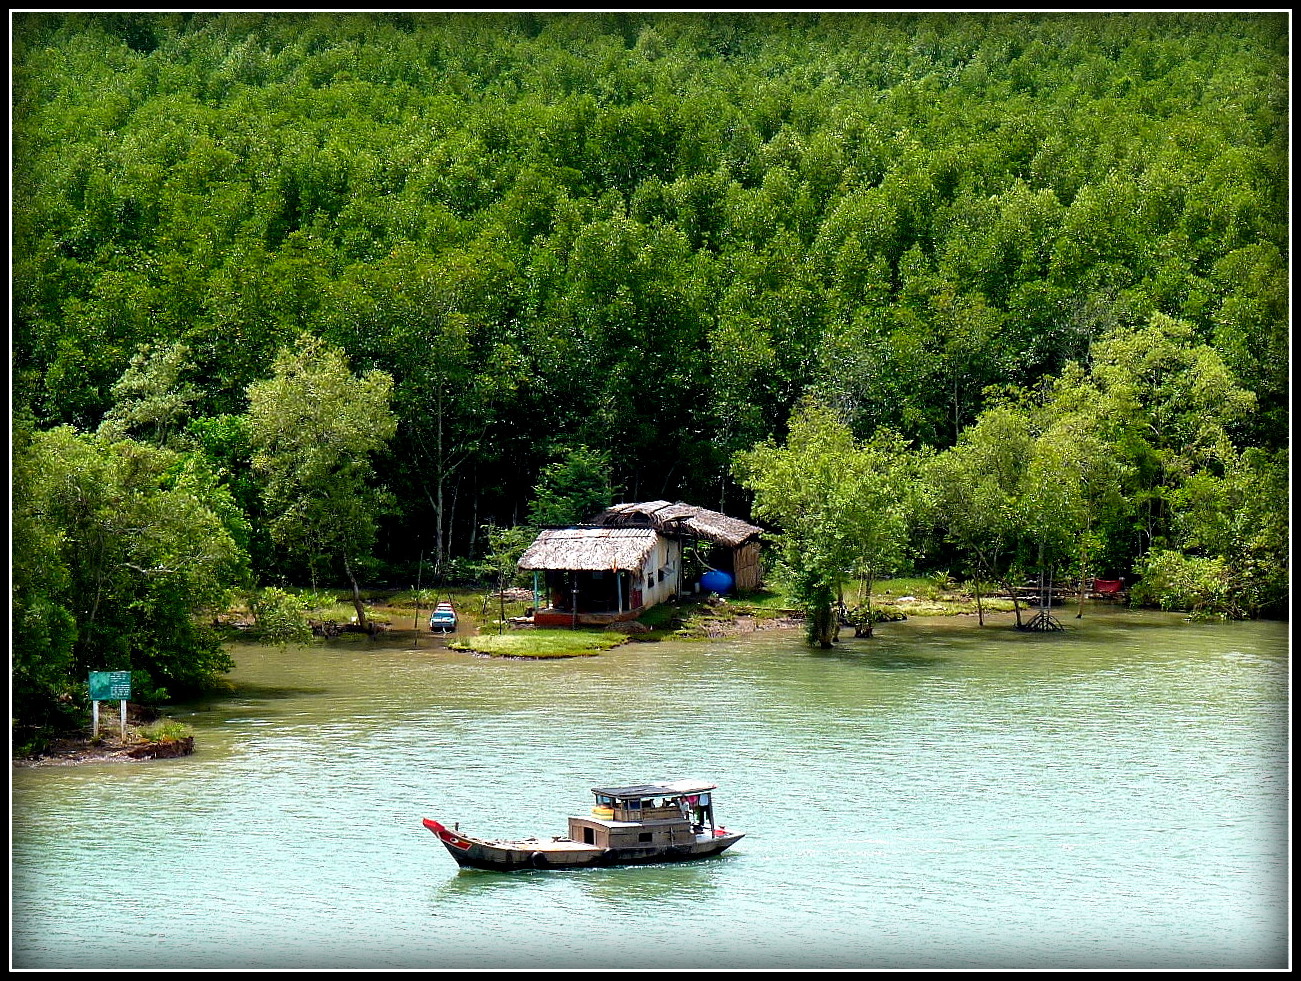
[89,670,132,701]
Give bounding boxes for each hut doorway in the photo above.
[544,570,629,615]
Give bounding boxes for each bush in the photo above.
[248,586,313,643]
[1131,550,1232,619]
[137,718,193,743]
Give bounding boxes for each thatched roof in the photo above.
[517,527,658,572]
[590,501,762,548]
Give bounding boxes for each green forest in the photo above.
[11,13,1290,737]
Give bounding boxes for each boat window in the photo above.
[638,832,653,842]
[626,798,642,810]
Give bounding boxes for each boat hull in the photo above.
[423,818,743,872]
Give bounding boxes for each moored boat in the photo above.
[423,779,744,871]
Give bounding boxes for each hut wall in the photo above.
[732,541,762,592]
[638,536,680,609]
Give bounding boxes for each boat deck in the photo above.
[488,837,605,854]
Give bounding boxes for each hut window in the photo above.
[646,574,654,590]
[639,832,653,843]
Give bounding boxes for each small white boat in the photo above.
[429,602,457,633]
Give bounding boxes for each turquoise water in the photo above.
[10,607,1289,969]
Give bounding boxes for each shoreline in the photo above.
[10,600,1127,767]
[13,735,196,768]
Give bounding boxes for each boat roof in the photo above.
[592,780,718,800]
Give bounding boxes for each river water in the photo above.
[10,607,1290,970]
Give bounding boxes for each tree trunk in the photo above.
[342,552,369,632]
[815,603,836,648]
[1003,577,1024,628]
[434,380,446,574]
[1077,539,1088,619]
[973,545,1021,628]
[858,569,875,638]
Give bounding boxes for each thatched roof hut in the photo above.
[516,503,765,626]
[517,527,658,573]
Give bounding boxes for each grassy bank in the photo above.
[219,575,1030,654]
[448,629,626,659]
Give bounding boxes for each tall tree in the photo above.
[1087,313,1257,561]
[96,339,199,447]
[733,397,913,647]
[245,333,397,630]
[925,404,1037,627]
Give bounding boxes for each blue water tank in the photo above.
[700,570,734,594]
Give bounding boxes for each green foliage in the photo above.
[247,587,314,644]
[245,332,397,619]
[734,397,916,646]
[12,424,248,741]
[1164,447,1288,619]
[480,524,537,588]
[14,12,1285,523]
[924,374,1133,625]
[137,718,194,743]
[448,628,625,658]
[1129,550,1230,619]
[11,420,81,741]
[96,340,198,447]
[527,445,617,527]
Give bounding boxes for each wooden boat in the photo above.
[428,601,457,633]
[423,779,744,871]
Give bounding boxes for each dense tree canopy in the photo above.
[10,13,1289,690]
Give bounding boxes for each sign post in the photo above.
[88,671,132,740]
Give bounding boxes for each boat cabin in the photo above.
[566,780,719,851]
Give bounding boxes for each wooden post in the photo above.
[1077,540,1088,619]
[413,549,423,647]
[92,700,99,739]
